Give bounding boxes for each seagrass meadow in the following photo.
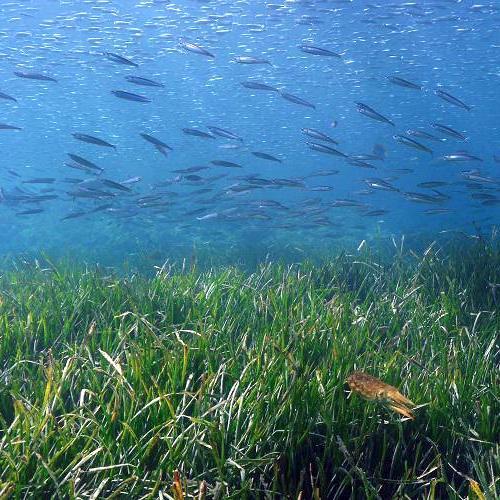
[0,238,498,499]
[2,0,500,497]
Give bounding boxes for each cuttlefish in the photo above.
[347,371,415,419]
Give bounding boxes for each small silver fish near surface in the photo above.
[234,55,272,65]
[179,39,215,58]
[434,89,471,111]
[240,81,279,92]
[105,52,138,67]
[301,128,338,144]
[111,90,151,103]
[73,133,116,149]
[307,142,347,157]
[356,102,395,126]
[387,76,422,90]
[441,152,482,162]
[393,135,433,155]
[125,76,164,87]
[431,123,467,141]
[280,91,316,109]
[14,71,57,82]
[299,44,342,58]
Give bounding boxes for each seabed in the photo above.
[0,235,498,498]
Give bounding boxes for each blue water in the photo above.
[0,0,498,265]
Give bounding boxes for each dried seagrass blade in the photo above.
[172,470,184,500]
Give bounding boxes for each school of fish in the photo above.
[0,0,498,252]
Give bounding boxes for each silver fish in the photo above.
[461,170,499,184]
[430,123,467,141]
[16,208,44,216]
[406,129,445,142]
[308,142,347,157]
[101,179,132,192]
[61,211,87,220]
[356,102,394,126]
[434,89,470,111]
[234,56,271,65]
[393,135,433,155]
[332,199,366,208]
[207,126,242,141]
[441,152,482,162]
[182,128,216,139]
[240,81,278,92]
[387,76,422,90]
[67,153,103,173]
[281,91,316,109]
[140,133,172,150]
[211,160,243,168]
[424,208,452,215]
[73,133,116,149]
[299,44,341,57]
[14,71,57,82]
[364,178,399,192]
[301,128,338,144]
[404,191,444,204]
[121,176,142,185]
[347,158,376,169]
[252,152,282,163]
[22,178,56,184]
[111,90,151,103]
[179,39,215,58]
[125,76,164,87]
[105,52,138,67]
